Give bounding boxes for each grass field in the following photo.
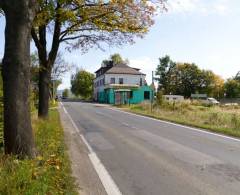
[120,101,240,138]
[0,109,77,195]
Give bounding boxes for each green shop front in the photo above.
[97,85,153,105]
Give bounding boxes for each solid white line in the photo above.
[80,134,93,153]
[61,103,122,195]
[89,153,122,195]
[107,107,240,143]
[63,106,67,114]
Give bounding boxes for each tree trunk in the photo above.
[1,0,36,157]
[38,66,51,118]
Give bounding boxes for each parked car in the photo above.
[202,97,220,105]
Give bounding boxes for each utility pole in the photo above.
[151,71,154,113]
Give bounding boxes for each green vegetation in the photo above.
[0,110,77,195]
[62,89,70,98]
[121,101,240,138]
[71,70,94,100]
[224,78,240,98]
[155,55,225,98]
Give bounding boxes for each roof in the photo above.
[105,63,145,75]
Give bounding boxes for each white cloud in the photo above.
[129,57,157,85]
[167,0,199,13]
[165,0,232,15]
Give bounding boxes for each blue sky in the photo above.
[0,0,240,90]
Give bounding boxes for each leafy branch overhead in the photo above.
[32,0,166,52]
[31,0,166,118]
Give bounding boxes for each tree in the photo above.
[235,71,240,81]
[71,70,94,99]
[224,79,240,98]
[155,55,225,98]
[155,55,176,94]
[209,74,225,99]
[30,52,73,100]
[62,88,69,98]
[175,63,203,97]
[102,53,127,67]
[0,0,37,157]
[31,0,166,118]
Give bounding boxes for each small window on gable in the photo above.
[110,78,115,84]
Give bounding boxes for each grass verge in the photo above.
[0,109,78,195]
[119,102,240,138]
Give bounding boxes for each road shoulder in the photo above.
[58,105,107,195]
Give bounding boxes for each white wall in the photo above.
[93,73,146,100]
[105,74,145,85]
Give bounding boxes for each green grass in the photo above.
[0,110,78,195]
[0,99,3,152]
[120,101,240,138]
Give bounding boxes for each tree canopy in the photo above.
[33,0,166,52]
[31,0,166,117]
[225,79,240,98]
[71,70,94,99]
[101,53,128,67]
[155,55,225,98]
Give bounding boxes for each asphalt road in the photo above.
[63,101,240,195]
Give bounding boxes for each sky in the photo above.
[0,0,240,90]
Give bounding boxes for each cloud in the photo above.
[165,0,231,16]
[129,57,157,84]
[167,0,199,13]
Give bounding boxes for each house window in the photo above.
[140,78,143,86]
[119,78,123,84]
[129,91,133,98]
[110,78,115,84]
[144,91,150,100]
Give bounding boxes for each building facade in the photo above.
[94,62,153,104]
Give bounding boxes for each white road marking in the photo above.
[61,103,122,195]
[122,122,130,127]
[107,107,240,143]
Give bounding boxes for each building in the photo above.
[94,62,153,104]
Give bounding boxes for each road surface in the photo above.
[62,101,240,195]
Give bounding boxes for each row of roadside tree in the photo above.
[0,0,166,157]
[156,55,240,99]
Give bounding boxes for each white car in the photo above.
[202,97,220,105]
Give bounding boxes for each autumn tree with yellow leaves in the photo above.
[31,0,166,118]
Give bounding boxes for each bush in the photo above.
[156,91,164,106]
[231,113,240,130]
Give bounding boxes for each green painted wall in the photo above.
[98,91,106,103]
[129,85,153,104]
[98,86,153,104]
